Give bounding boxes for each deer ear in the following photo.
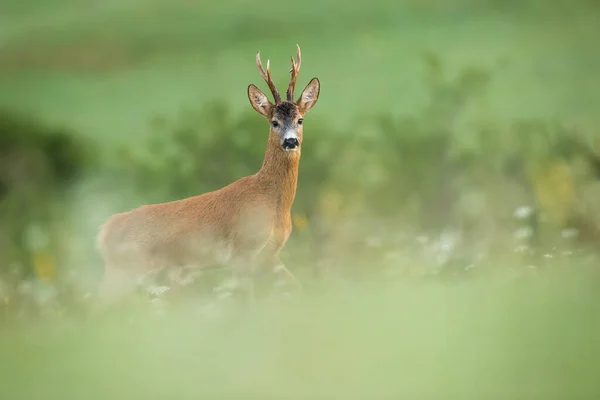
[248,84,272,117]
[296,78,320,114]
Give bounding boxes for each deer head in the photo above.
[248,45,320,153]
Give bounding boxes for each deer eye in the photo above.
[271,120,279,128]
[297,118,303,125]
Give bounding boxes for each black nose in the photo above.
[282,137,299,149]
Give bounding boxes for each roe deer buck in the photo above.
[96,45,320,305]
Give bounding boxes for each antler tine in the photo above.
[286,44,302,102]
[256,51,282,104]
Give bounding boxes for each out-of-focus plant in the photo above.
[3,53,600,317]
[0,109,95,311]
[105,54,600,284]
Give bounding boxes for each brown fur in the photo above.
[96,47,320,306]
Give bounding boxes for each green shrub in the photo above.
[0,109,95,283]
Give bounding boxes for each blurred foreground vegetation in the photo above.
[1,0,600,397]
[1,270,600,398]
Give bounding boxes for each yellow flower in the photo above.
[293,213,309,232]
[319,190,343,221]
[33,252,57,282]
[533,160,576,224]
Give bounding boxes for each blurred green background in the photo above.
[1,0,600,397]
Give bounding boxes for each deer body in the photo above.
[98,144,297,272]
[96,45,319,305]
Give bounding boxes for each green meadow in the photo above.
[2,0,599,145]
[1,0,600,397]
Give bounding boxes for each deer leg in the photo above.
[269,254,303,292]
[230,256,258,303]
[95,264,141,310]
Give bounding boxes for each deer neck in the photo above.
[257,136,300,212]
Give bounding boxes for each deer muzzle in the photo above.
[282,136,299,152]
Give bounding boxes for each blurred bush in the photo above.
[106,54,600,282]
[1,54,599,317]
[0,109,95,313]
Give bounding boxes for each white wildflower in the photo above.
[561,228,579,239]
[514,244,529,253]
[514,205,534,219]
[514,226,534,240]
[147,285,170,296]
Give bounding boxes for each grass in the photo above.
[1,268,599,398]
[2,2,600,397]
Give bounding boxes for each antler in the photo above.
[286,44,302,102]
[256,51,282,104]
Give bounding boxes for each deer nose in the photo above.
[282,137,299,151]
